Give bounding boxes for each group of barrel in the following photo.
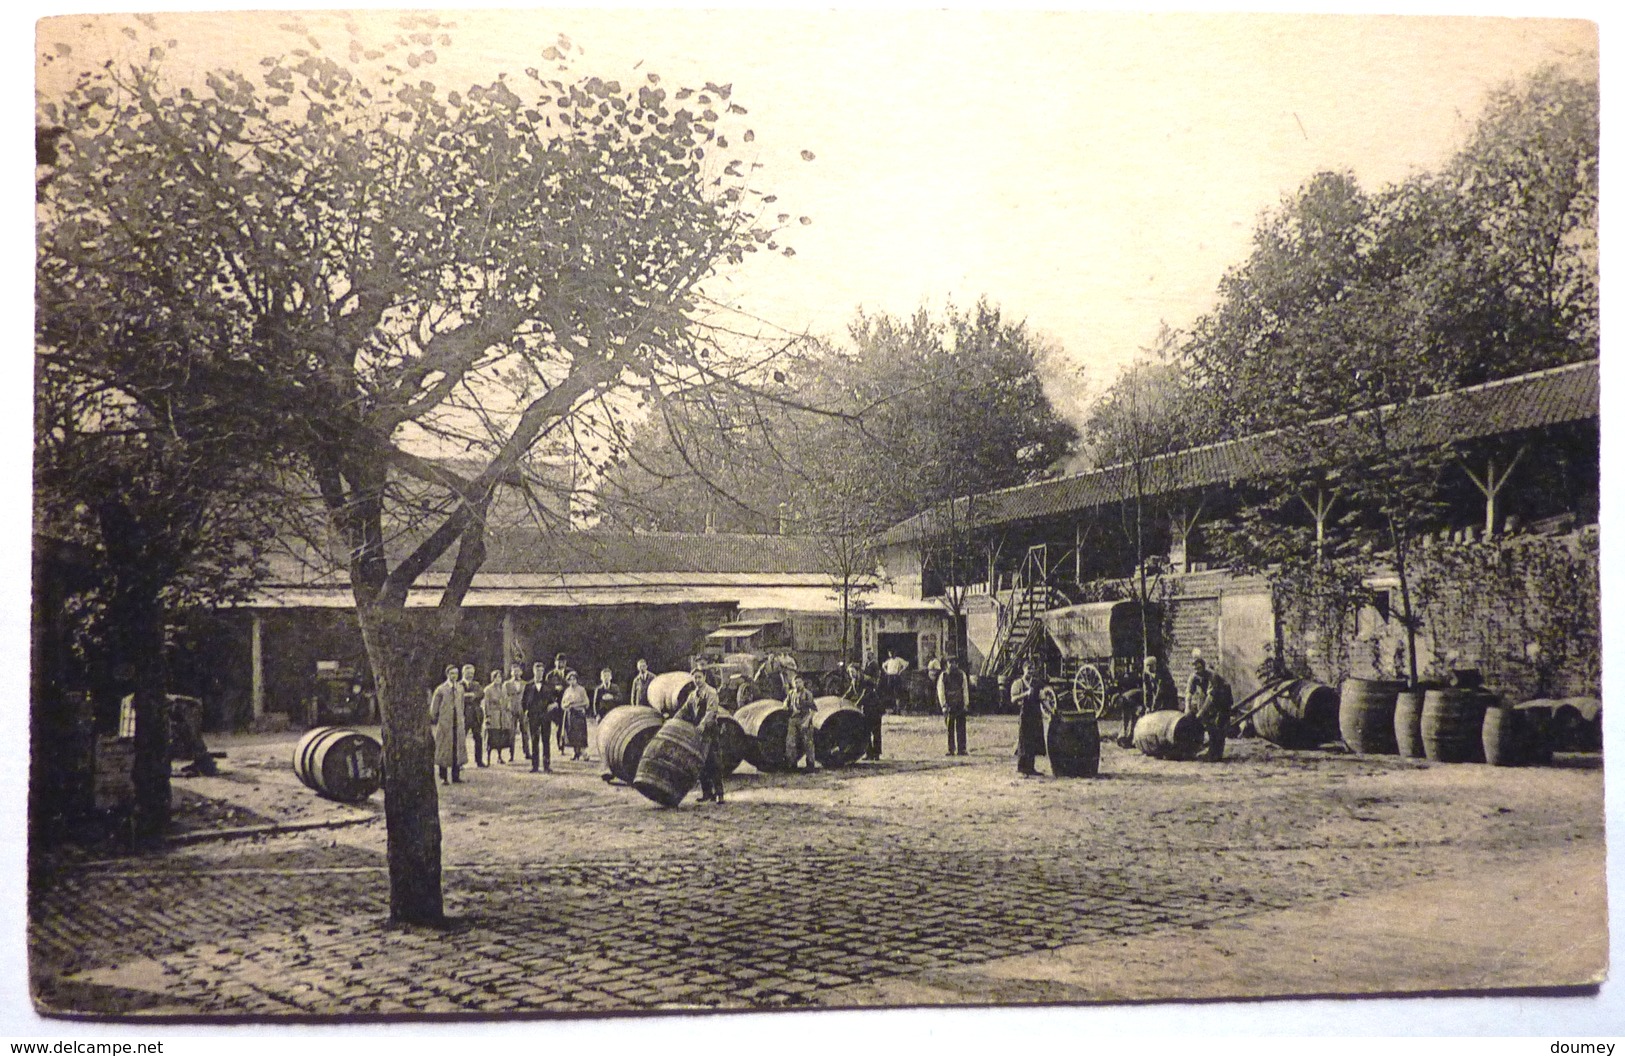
[1121,673,1589,766]
[602,671,872,808]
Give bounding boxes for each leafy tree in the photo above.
[1182,67,1597,440]
[32,351,282,844]
[37,13,802,922]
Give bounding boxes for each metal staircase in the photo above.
[985,546,1067,679]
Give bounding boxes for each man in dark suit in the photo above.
[522,660,553,773]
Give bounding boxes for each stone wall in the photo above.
[1289,530,1600,701]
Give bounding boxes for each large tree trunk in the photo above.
[357,603,445,925]
[118,595,170,847]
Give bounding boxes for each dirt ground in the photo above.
[25,712,1612,1026]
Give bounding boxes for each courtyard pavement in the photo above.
[24,715,1611,1022]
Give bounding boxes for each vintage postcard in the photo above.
[22,5,1609,1037]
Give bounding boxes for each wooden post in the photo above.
[502,609,516,667]
[1460,447,1525,539]
[250,612,265,720]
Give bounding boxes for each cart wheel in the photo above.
[1072,664,1108,718]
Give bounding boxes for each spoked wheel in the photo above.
[821,668,854,699]
[1071,664,1108,719]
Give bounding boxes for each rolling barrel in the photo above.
[1047,710,1101,777]
[1421,688,1491,763]
[1252,680,1340,749]
[599,705,664,783]
[292,726,382,803]
[1394,688,1428,759]
[811,696,870,769]
[714,713,751,776]
[1133,710,1204,760]
[632,720,706,807]
[1339,678,1406,754]
[733,699,792,772]
[1482,704,1538,767]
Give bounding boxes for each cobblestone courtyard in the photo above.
[27,716,1608,1017]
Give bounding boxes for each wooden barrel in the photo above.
[291,726,382,803]
[599,705,664,783]
[1047,710,1101,777]
[645,672,697,717]
[632,720,706,807]
[714,713,751,776]
[1421,688,1491,763]
[1483,704,1538,767]
[1132,710,1204,760]
[733,699,792,772]
[1339,678,1406,754]
[1394,689,1428,759]
[1252,680,1340,749]
[811,696,869,769]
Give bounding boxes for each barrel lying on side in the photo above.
[714,713,751,776]
[1047,710,1101,777]
[292,726,383,803]
[1252,680,1341,749]
[644,671,697,717]
[599,705,664,783]
[1133,710,1204,761]
[1339,678,1406,755]
[811,696,869,769]
[733,699,791,772]
[632,720,706,807]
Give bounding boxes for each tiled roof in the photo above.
[477,530,831,576]
[265,530,832,585]
[881,359,1599,544]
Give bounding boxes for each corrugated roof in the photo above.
[882,359,1599,543]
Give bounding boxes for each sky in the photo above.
[25,6,1597,419]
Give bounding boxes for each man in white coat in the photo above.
[428,664,467,784]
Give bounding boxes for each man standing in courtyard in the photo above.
[630,658,655,711]
[460,663,485,768]
[428,664,466,784]
[1010,659,1048,776]
[544,653,571,752]
[784,672,818,772]
[523,659,553,773]
[881,651,910,711]
[937,656,969,757]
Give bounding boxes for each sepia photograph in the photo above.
[19,3,1610,1036]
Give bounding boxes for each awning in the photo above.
[705,621,781,641]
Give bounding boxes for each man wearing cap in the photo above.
[1186,655,1234,762]
[937,656,970,757]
